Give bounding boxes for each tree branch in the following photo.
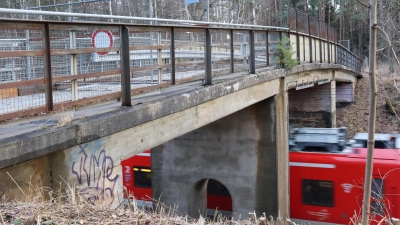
[356,0,369,8]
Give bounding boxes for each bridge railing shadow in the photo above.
[0,8,361,122]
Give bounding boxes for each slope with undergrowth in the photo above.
[337,64,400,138]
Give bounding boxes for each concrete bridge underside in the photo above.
[0,63,360,219]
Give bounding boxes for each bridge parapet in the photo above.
[0,8,361,122]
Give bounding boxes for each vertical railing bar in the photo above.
[170,27,176,85]
[303,35,305,63]
[308,15,312,63]
[327,25,330,63]
[205,28,212,85]
[295,9,300,60]
[319,20,322,63]
[334,29,337,64]
[157,31,162,88]
[43,23,53,112]
[266,30,270,66]
[230,29,234,73]
[70,30,78,110]
[249,30,255,74]
[120,25,131,106]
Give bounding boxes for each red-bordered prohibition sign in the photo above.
[91,30,114,55]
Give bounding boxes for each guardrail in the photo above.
[0,8,362,121]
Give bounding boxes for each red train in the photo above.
[121,135,400,224]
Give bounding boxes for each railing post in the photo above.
[230,29,234,73]
[308,15,312,63]
[157,31,162,86]
[120,25,131,106]
[249,30,256,74]
[70,30,78,110]
[319,20,322,63]
[170,27,176,85]
[327,26,330,63]
[266,30,270,66]
[295,9,300,60]
[335,29,337,64]
[205,28,212,85]
[43,23,53,112]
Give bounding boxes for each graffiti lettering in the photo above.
[71,144,119,201]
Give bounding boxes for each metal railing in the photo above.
[0,8,361,121]
[287,7,361,70]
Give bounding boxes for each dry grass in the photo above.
[0,181,289,225]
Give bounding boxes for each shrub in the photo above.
[276,36,299,69]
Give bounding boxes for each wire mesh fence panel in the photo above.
[49,26,122,106]
[268,32,280,67]
[288,8,297,31]
[297,11,309,35]
[0,25,46,115]
[128,28,171,90]
[329,27,335,42]
[174,28,205,83]
[254,31,267,68]
[211,29,231,77]
[320,22,328,40]
[309,17,319,37]
[232,31,249,73]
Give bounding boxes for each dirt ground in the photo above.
[336,64,400,138]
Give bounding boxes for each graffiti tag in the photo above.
[71,144,119,201]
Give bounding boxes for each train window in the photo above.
[207,179,231,197]
[371,178,384,216]
[133,167,152,188]
[302,179,334,207]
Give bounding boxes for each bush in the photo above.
[276,36,299,69]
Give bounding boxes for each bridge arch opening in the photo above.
[189,178,232,219]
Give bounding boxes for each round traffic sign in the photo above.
[91,30,114,55]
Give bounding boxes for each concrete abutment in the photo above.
[152,94,288,219]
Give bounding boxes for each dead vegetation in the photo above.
[337,63,400,138]
[0,180,289,225]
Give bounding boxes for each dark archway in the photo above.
[206,179,233,219]
[188,178,232,219]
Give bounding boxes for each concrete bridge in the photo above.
[0,8,361,220]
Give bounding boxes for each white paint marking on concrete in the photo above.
[289,162,336,169]
[233,83,239,91]
[225,86,232,92]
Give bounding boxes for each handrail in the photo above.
[0,8,288,31]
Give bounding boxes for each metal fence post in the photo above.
[205,28,212,85]
[266,30,270,66]
[249,30,256,74]
[295,9,300,60]
[43,23,53,112]
[319,21,322,63]
[335,30,337,64]
[120,25,131,106]
[157,31,162,86]
[230,29,234,73]
[327,26,331,63]
[170,27,176,85]
[308,15,312,63]
[70,30,78,110]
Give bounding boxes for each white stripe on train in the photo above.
[289,162,336,169]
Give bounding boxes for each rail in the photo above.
[0,8,362,121]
